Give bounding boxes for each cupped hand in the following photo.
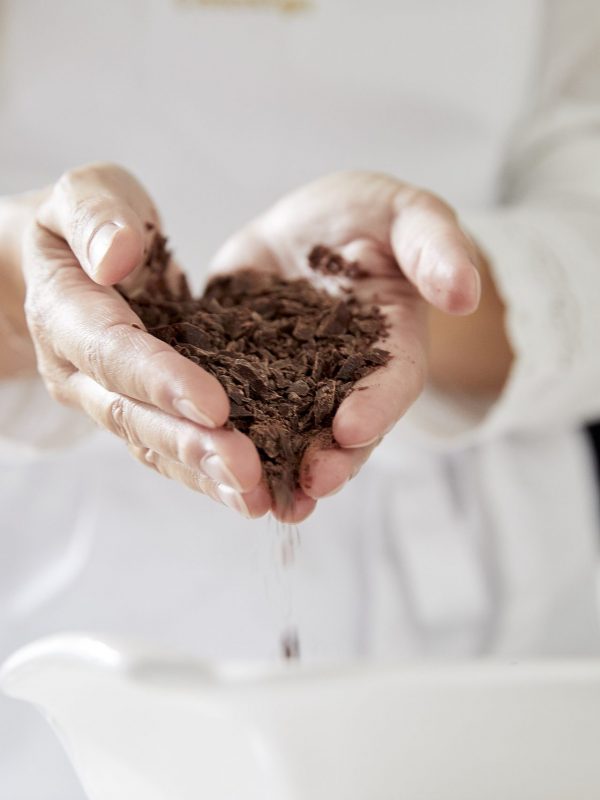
[210,171,482,521]
[22,163,270,518]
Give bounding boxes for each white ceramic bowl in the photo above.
[2,634,600,800]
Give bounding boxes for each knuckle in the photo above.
[90,160,128,176]
[80,336,102,385]
[128,445,162,475]
[70,196,101,233]
[127,444,145,464]
[418,190,455,219]
[23,294,46,335]
[23,285,59,339]
[106,393,134,441]
[86,161,134,183]
[54,163,160,238]
[56,162,126,192]
[54,168,78,198]
[55,162,136,238]
[148,452,176,482]
[44,377,71,406]
[85,322,137,387]
[36,355,76,404]
[53,166,99,212]
[175,426,204,466]
[146,346,175,369]
[192,473,216,498]
[142,447,159,467]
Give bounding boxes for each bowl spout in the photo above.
[1,634,292,800]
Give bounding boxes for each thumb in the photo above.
[390,190,481,316]
[37,163,160,286]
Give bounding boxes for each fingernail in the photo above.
[216,484,250,517]
[344,434,381,450]
[88,222,123,274]
[201,453,242,491]
[173,398,217,428]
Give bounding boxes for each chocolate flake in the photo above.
[308,244,368,280]
[120,233,391,507]
[281,627,300,660]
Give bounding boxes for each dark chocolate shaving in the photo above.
[119,235,391,507]
[281,628,301,660]
[308,244,368,280]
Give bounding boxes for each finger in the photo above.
[26,228,230,427]
[67,372,261,492]
[332,303,427,448]
[37,162,159,285]
[209,223,281,276]
[391,191,481,315]
[300,442,375,500]
[128,445,271,519]
[271,488,317,524]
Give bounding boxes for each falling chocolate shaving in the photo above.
[281,628,301,660]
[119,235,391,508]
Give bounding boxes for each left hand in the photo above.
[210,171,483,522]
[17,164,269,518]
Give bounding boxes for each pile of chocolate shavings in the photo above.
[119,234,391,507]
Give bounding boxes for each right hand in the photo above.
[18,163,271,519]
